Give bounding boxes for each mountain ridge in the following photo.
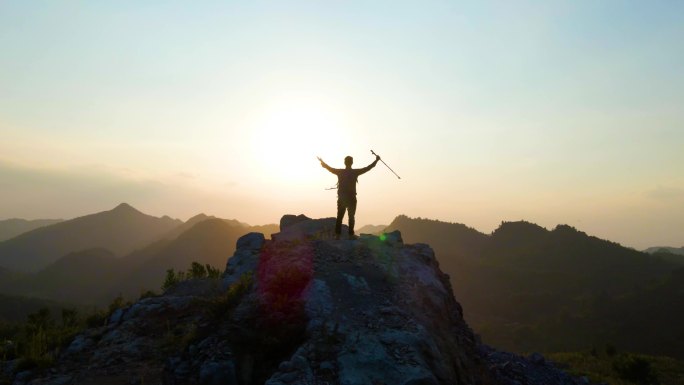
[2,248,125,305]
[386,214,684,357]
[644,246,684,257]
[0,216,279,305]
[0,218,63,242]
[0,203,182,272]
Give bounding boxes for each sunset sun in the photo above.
[249,98,351,182]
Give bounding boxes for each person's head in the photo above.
[344,156,353,168]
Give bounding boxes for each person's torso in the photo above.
[337,169,360,198]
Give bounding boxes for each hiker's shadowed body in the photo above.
[319,155,380,239]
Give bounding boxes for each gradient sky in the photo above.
[1,1,683,249]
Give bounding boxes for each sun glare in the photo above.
[249,98,351,185]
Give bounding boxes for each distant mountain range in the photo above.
[643,246,684,266]
[644,246,684,255]
[162,213,249,240]
[2,248,125,305]
[0,218,63,242]
[0,203,182,272]
[0,204,278,306]
[385,215,684,358]
[356,224,387,235]
[113,218,277,301]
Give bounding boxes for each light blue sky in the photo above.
[1,1,683,248]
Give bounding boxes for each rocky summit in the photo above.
[8,215,589,385]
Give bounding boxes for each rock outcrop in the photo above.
[7,215,589,385]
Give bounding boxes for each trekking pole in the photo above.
[371,150,401,179]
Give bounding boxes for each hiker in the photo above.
[318,154,380,239]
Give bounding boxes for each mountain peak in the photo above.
[492,220,548,237]
[0,203,181,272]
[112,203,139,213]
[186,213,213,223]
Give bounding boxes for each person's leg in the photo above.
[335,198,346,238]
[348,199,357,236]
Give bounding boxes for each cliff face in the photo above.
[11,216,588,385]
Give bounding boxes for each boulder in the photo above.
[222,232,265,290]
[280,214,311,231]
[382,230,403,244]
[236,232,265,251]
[272,216,345,242]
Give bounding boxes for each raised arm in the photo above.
[318,157,338,174]
[357,155,380,175]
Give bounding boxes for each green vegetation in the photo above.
[161,320,199,355]
[0,294,134,377]
[82,294,132,329]
[0,294,73,324]
[162,261,222,291]
[138,289,158,300]
[1,260,223,377]
[207,272,253,319]
[549,350,684,385]
[1,307,81,371]
[159,271,253,362]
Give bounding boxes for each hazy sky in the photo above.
[1,1,683,249]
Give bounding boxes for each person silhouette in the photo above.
[318,154,380,239]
